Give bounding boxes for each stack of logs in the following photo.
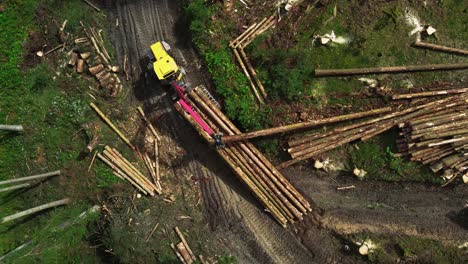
[282,92,468,177]
[174,87,312,227]
[98,146,161,196]
[68,25,122,96]
[396,96,468,183]
[230,16,275,104]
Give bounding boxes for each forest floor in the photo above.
[0,0,467,263]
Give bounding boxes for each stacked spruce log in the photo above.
[68,25,122,96]
[230,16,275,104]
[396,96,468,183]
[174,87,312,227]
[281,93,468,179]
[98,146,161,196]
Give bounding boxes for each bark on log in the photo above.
[76,59,85,73]
[83,0,101,12]
[315,63,468,77]
[392,87,468,100]
[413,41,468,56]
[137,106,161,142]
[239,48,267,99]
[174,101,288,226]
[90,103,135,150]
[0,125,23,132]
[232,47,264,104]
[222,107,392,143]
[0,170,60,186]
[68,52,78,67]
[191,88,311,212]
[174,227,197,262]
[0,183,31,193]
[89,64,104,75]
[1,198,70,223]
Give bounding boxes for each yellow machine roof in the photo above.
[150,42,179,81]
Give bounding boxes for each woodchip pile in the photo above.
[174,87,313,227]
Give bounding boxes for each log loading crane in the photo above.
[148,41,223,146]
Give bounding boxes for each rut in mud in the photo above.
[101,0,467,263]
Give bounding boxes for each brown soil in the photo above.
[100,0,468,263]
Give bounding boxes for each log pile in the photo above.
[396,97,468,183]
[281,93,468,173]
[65,24,123,97]
[174,87,312,227]
[230,16,275,104]
[171,227,197,264]
[97,146,161,196]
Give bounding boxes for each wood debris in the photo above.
[172,227,197,264]
[0,170,61,186]
[174,87,312,227]
[0,125,24,132]
[413,41,468,56]
[97,146,161,196]
[280,92,468,185]
[314,63,468,77]
[229,16,276,104]
[1,198,70,223]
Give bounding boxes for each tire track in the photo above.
[105,0,316,263]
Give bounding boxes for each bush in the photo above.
[185,0,266,130]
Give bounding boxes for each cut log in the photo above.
[137,107,161,142]
[76,59,85,73]
[80,52,91,60]
[83,0,101,12]
[1,198,70,223]
[413,41,468,56]
[222,107,392,143]
[392,87,468,99]
[0,183,31,193]
[0,170,61,186]
[174,227,197,262]
[90,103,135,150]
[0,125,23,132]
[315,63,468,77]
[68,52,78,67]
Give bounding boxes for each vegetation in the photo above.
[185,0,270,131]
[0,0,117,261]
[349,132,441,184]
[349,233,467,263]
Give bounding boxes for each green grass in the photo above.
[348,233,467,263]
[0,0,121,261]
[348,132,442,184]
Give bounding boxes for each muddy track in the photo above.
[103,0,315,263]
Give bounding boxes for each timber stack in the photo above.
[282,92,468,175]
[67,23,123,96]
[395,95,468,184]
[174,87,312,227]
[98,146,161,196]
[230,16,275,104]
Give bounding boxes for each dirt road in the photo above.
[103,0,315,263]
[101,0,467,263]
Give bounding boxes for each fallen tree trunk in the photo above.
[315,63,468,77]
[90,103,135,150]
[0,125,23,132]
[0,170,61,186]
[0,183,31,193]
[392,87,468,99]
[1,198,70,223]
[413,41,468,56]
[222,107,392,143]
